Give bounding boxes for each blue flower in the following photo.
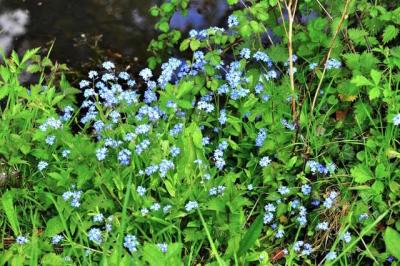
[275,228,285,239]
[96,147,108,161]
[253,51,271,65]
[309,63,318,70]
[316,221,329,231]
[88,228,102,245]
[342,231,351,243]
[135,124,151,135]
[124,234,139,253]
[79,80,90,89]
[139,68,153,81]
[38,161,48,171]
[197,101,215,113]
[228,15,239,28]
[185,201,199,212]
[157,243,168,253]
[118,71,130,80]
[62,188,82,208]
[325,59,341,69]
[169,123,184,137]
[137,186,146,196]
[255,128,267,147]
[323,191,338,209]
[240,48,251,59]
[219,109,227,125]
[118,149,131,165]
[159,159,174,177]
[51,234,64,245]
[278,186,290,195]
[88,70,98,79]
[259,156,271,167]
[102,61,115,70]
[301,184,311,195]
[163,205,172,214]
[61,149,71,158]
[393,114,400,126]
[170,146,181,157]
[16,236,29,245]
[93,213,104,223]
[263,212,274,224]
[325,251,337,261]
[202,137,210,146]
[158,57,182,88]
[141,208,149,216]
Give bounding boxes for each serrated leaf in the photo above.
[370,69,381,85]
[348,28,368,46]
[383,25,399,44]
[351,164,373,184]
[368,86,381,100]
[351,75,373,87]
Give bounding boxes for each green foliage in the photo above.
[1,0,400,265]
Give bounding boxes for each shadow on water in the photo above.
[0,0,229,73]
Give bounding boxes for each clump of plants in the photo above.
[1,0,400,265]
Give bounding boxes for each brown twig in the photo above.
[310,0,352,114]
[278,0,298,122]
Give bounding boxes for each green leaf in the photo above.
[384,227,400,259]
[160,3,174,13]
[142,243,165,265]
[26,64,41,74]
[383,25,399,44]
[41,253,64,266]
[1,191,20,235]
[176,81,193,98]
[351,75,373,87]
[190,39,201,51]
[368,86,381,100]
[227,0,239,5]
[179,39,190,51]
[348,28,368,46]
[158,21,170,33]
[370,69,381,85]
[351,164,373,184]
[45,216,64,237]
[237,215,263,256]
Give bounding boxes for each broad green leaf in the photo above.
[383,25,399,44]
[176,81,193,98]
[237,215,264,256]
[368,86,381,100]
[351,75,373,87]
[179,39,190,51]
[370,69,381,85]
[45,216,64,237]
[384,227,400,259]
[190,39,201,51]
[41,253,64,266]
[351,164,373,184]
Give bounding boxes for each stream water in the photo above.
[0,0,229,70]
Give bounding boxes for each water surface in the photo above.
[0,0,228,70]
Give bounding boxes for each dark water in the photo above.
[0,0,229,71]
